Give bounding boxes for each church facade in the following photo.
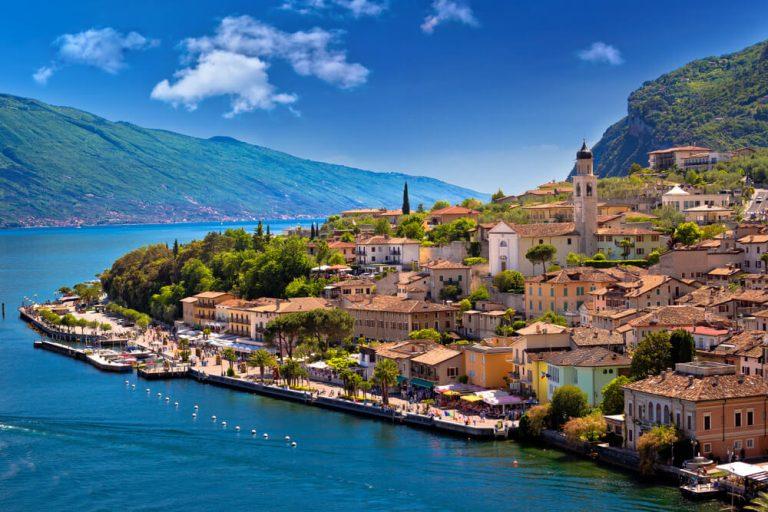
[488,142,598,277]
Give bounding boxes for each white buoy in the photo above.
[165,396,170,401]
[263,433,269,439]
[131,384,136,390]
[291,441,297,447]
[285,435,291,441]
[124,380,129,385]
[212,415,217,421]
[192,413,197,418]
[235,426,241,432]
[174,401,179,407]
[251,429,256,435]
[146,388,150,393]
[194,404,199,410]
[222,421,227,427]
[157,392,162,397]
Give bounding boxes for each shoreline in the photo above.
[0,216,328,232]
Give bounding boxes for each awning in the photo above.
[396,375,408,384]
[411,378,435,389]
[460,394,483,402]
[716,462,764,478]
[476,390,523,406]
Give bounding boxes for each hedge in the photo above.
[583,259,650,268]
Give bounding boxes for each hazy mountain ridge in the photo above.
[0,94,485,227]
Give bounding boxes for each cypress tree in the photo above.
[172,239,179,257]
[402,182,411,215]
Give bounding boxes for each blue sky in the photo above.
[2,0,768,195]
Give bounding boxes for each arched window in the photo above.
[663,405,670,424]
[500,240,507,248]
[575,183,581,197]
[656,404,661,423]
[648,402,654,421]
[586,183,593,197]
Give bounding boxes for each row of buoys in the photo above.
[130,382,297,447]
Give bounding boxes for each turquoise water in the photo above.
[0,222,718,511]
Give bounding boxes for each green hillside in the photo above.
[0,94,484,227]
[592,40,768,177]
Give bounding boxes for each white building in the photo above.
[661,185,732,211]
[355,235,421,271]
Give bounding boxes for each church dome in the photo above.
[576,140,592,160]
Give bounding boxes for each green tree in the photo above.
[247,349,277,382]
[652,205,686,234]
[402,182,410,215]
[373,358,400,406]
[670,329,695,364]
[222,347,237,376]
[525,244,557,274]
[566,252,587,267]
[280,358,308,388]
[631,331,672,379]
[458,298,472,312]
[468,285,490,307]
[409,328,441,343]
[431,200,450,211]
[601,376,630,415]
[438,283,462,301]
[491,188,505,201]
[532,310,567,327]
[550,385,588,428]
[373,217,393,236]
[637,425,678,476]
[619,238,635,260]
[493,270,525,293]
[673,222,703,247]
[180,258,215,297]
[396,213,426,240]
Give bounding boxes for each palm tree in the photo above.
[373,358,400,406]
[280,359,307,388]
[247,349,277,382]
[746,491,768,511]
[222,347,237,376]
[619,238,635,260]
[359,379,372,402]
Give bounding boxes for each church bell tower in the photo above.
[573,140,598,256]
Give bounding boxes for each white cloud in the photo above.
[577,42,624,65]
[33,27,158,84]
[282,0,388,17]
[421,0,478,34]
[151,50,297,118]
[32,65,55,85]
[152,15,369,116]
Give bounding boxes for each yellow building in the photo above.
[522,201,573,223]
[464,341,516,389]
[595,227,666,259]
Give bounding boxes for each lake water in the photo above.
[0,222,719,511]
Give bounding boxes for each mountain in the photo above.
[0,94,485,228]
[591,40,768,177]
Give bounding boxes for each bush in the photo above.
[563,411,607,444]
[493,270,525,293]
[463,256,487,266]
[550,385,588,428]
[583,259,650,268]
[637,425,679,476]
[601,376,630,415]
[519,404,551,439]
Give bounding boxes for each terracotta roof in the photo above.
[342,295,457,314]
[194,291,232,299]
[570,327,625,348]
[542,347,630,367]
[676,286,736,308]
[522,201,572,210]
[648,146,710,155]
[735,290,768,304]
[423,259,470,270]
[411,346,462,366]
[738,234,768,244]
[526,267,617,284]
[596,227,660,236]
[516,321,568,335]
[374,340,438,360]
[358,236,421,245]
[328,241,356,249]
[597,213,623,225]
[251,297,333,313]
[376,209,403,217]
[624,371,768,401]
[509,222,578,237]
[623,275,675,298]
[681,325,730,337]
[328,279,375,288]
[629,305,730,328]
[429,206,479,216]
[706,267,741,277]
[591,308,639,320]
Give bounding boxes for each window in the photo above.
[735,410,742,428]
[567,238,572,245]
[447,367,459,378]
[628,430,633,442]
[747,439,755,449]
[687,414,692,430]
[734,440,743,450]
[703,443,711,454]
[704,414,711,431]
[748,410,755,426]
